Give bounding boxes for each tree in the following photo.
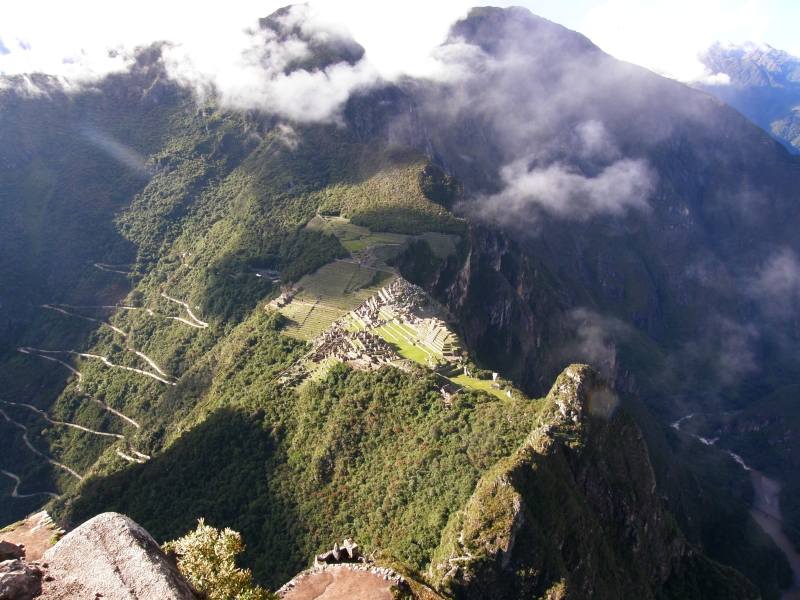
[163,519,276,600]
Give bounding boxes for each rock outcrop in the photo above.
[0,541,24,562]
[429,365,760,600]
[314,538,360,566]
[0,559,42,600]
[40,512,197,599]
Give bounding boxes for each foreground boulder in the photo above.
[0,559,42,600]
[41,512,196,599]
[0,541,24,562]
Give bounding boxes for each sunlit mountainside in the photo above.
[1,5,800,599]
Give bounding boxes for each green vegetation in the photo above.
[0,39,794,600]
[450,374,508,401]
[316,141,467,236]
[164,519,276,600]
[58,363,540,589]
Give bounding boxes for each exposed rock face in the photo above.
[429,365,760,599]
[40,512,196,600]
[314,538,360,566]
[0,541,24,562]
[0,559,42,600]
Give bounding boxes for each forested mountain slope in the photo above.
[0,5,799,599]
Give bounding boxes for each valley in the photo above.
[0,4,799,599]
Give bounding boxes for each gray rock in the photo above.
[0,541,24,562]
[42,512,197,600]
[0,559,42,600]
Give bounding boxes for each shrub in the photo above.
[163,519,276,600]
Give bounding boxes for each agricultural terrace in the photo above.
[277,261,396,340]
[306,214,460,269]
[276,277,521,403]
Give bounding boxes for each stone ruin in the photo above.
[314,538,359,567]
[276,277,464,386]
[308,322,399,369]
[348,278,453,326]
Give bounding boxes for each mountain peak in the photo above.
[444,6,600,60]
[257,4,365,73]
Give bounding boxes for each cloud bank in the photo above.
[162,5,379,122]
[476,156,654,221]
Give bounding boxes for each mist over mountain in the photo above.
[698,42,800,153]
[1,5,799,599]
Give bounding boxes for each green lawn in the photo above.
[343,239,366,252]
[451,374,509,400]
[374,326,434,365]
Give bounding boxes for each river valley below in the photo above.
[673,415,800,599]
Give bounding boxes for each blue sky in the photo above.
[0,0,797,83]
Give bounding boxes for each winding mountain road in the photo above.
[0,400,124,439]
[19,347,174,385]
[85,394,140,429]
[0,470,60,499]
[92,263,132,274]
[42,304,127,337]
[41,305,171,381]
[0,408,82,480]
[160,293,209,328]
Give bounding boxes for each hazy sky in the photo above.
[0,0,797,83]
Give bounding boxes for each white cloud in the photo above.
[161,5,380,122]
[0,0,476,120]
[747,249,800,319]
[578,0,773,82]
[477,157,654,221]
[0,0,474,80]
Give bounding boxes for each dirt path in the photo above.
[18,347,142,429]
[86,395,140,428]
[18,347,82,381]
[160,293,209,328]
[92,263,131,274]
[0,400,124,439]
[42,304,128,337]
[0,470,59,499]
[0,408,82,480]
[40,306,172,380]
[115,448,143,464]
[0,511,62,560]
[19,347,174,385]
[47,301,207,331]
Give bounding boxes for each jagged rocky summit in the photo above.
[0,512,197,600]
[428,365,760,599]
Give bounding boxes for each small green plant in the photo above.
[163,519,276,600]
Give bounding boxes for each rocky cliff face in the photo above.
[0,512,198,600]
[428,365,759,600]
[363,7,800,410]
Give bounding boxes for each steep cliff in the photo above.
[429,365,759,599]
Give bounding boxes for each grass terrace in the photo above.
[451,373,510,401]
[279,303,346,340]
[374,326,434,365]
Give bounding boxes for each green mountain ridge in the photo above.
[0,5,799,598]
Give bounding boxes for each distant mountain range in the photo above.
[1,6,800,599]
[698,42,800,152]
